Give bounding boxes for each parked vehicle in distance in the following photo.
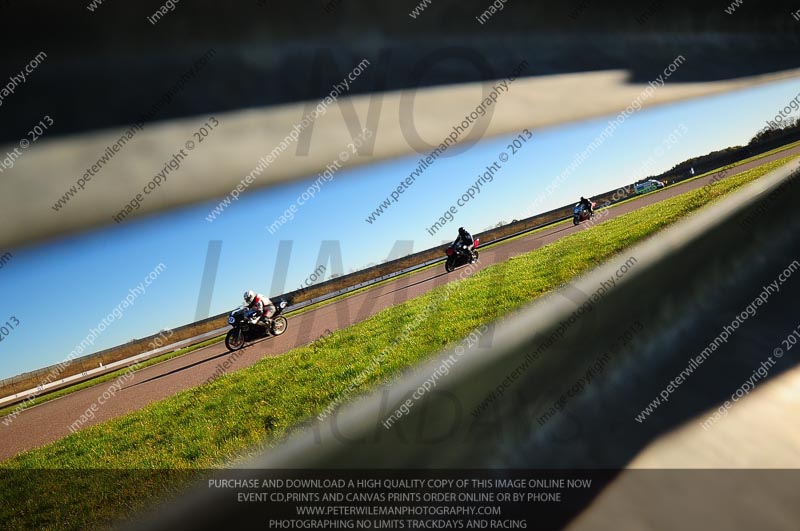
[634,179,666,195]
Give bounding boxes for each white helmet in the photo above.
[244,290,256,304]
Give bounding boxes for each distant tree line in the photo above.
[657,119,800,181]
[749,115,800,146]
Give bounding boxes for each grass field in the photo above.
[1,153,796,531]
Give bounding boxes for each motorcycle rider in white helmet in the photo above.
[243,290,276,326]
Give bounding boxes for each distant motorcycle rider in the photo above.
[453,227,477,263]
[579,196,594,214]
[243,290,276,325]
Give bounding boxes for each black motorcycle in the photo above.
[444,238,479,272]
[225,298,289,351]
[573,201,596,225]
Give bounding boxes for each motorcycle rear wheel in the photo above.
[271,316,288,336]
[225,328,246,351]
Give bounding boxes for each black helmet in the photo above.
[458,227,466,234]
[580,196,586,201]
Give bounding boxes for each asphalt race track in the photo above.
[1,145,798,461]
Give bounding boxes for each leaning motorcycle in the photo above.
[445,238,479,272]
[225,298,289,351]
[573,201,596,225]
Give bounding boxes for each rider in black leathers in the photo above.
[453,227,476,263]
[579,196,594,215]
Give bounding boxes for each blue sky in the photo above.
[0,76,797,380]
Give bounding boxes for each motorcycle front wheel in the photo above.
[225,328,246,351]
[445,257,455,272]
[573,216,580,226]
[271,316,288,336]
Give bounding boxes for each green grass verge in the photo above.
[1,154,796,531]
